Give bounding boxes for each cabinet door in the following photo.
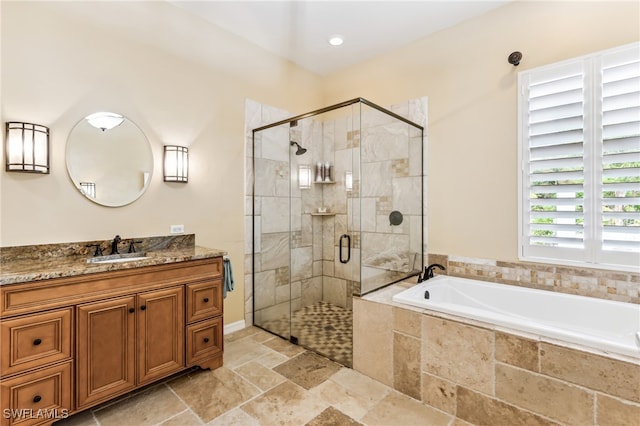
[76,296,136,409]
[137,287,184,385]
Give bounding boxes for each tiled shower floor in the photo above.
[260,301,353,367]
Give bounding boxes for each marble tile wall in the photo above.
[353,295,640,425]
[429,253,640,303]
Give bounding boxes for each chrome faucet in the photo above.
[110,235,122,255]
[417,263,446,282]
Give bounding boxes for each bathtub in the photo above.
[392,275,640,359]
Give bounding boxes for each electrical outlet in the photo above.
[170,224,185,234]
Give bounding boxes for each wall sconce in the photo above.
[85,112,124,131]
[164,145,188,183]
[298,164,312,189]
[5,122,50,174]
[345,171,353,192]
[79,182,96,198]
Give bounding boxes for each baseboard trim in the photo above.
[224,319,246,335]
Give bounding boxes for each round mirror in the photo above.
[66,112,153,207]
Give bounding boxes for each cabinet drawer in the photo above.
[185,280,222,324]
[1,309,72,376]
[0,361,72,426]
[186,317,223,366]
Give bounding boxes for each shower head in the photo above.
[290,141,307,155]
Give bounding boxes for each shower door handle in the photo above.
[339,234,351,264]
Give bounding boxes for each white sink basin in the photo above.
[87,253,149,264]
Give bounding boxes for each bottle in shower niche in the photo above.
[315,161,323,182]
[324,161,332,182]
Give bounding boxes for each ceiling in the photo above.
[168,1,511,75]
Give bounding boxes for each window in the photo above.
[519,43,640,271]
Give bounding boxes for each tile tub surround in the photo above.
[0,234,226,285]
[428,253,640,304]
[354,283,640,426]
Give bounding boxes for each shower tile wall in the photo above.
[244,98,428,328]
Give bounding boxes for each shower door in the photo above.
[252,122,293,340]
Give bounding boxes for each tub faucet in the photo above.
[418,263,446,282]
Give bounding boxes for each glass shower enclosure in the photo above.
[251,98,424,366]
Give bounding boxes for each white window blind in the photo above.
[519,43,640,271]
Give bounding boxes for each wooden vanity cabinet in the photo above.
[0,257,223,425]
[76,287,184,409]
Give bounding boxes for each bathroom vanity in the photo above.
[0,236,225,426]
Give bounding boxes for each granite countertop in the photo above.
[0,234,226,286]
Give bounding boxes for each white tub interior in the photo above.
[392,275,640,359]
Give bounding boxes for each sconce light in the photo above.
[85,112,124,131]
[298,164,312,189]
[345,171,353,192]
[5,122,50,174]
[79,182,96,198]
[164,145,188,183]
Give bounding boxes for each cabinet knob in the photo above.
[33,395,42,403]
[203,298,209,303]
[129,308,135,313]
[203,337,210,343]
[140,305,146,311]
[33,338,42,346]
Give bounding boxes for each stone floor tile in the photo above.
[205,408,261,426]
[329,367,390,403]
[93,384,187,426]
[159,409,204,426]
[273,351,342,390]
[305,407,363,426]
[254,348,290,368]
[310,378,377,420]
[223,336,273,369]
[361,392,451,426]
[54,410,97,426]
[234,361,287,391]
[167,367,260,423]
[240,381,329,426]
[262,335,307,357]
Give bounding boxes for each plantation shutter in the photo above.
[520,42,640,270]
[599,48,640,263]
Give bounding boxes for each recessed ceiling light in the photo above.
[328,35,344,46]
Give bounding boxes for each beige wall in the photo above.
[322,0,640,262]
[2,1,638,324]
[0,1,323,324]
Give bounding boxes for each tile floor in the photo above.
[262,301,353,367]
[56,326,454,426]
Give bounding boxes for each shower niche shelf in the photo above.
[313,180,335,184]
[310,212,336,216]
